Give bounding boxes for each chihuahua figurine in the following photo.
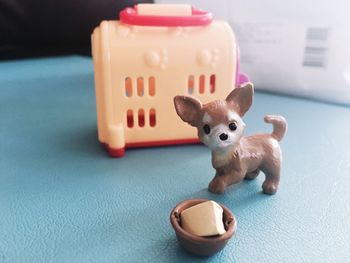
[174,83,287,195]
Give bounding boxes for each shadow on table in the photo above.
[179,178,272,208]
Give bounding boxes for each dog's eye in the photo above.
[229,122,237,131]
[203,124,211,134]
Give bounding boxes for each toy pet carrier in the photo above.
[91,4,248,157]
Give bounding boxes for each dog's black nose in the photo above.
[219,133,228,141]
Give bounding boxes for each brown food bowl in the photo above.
[170,198,237,257]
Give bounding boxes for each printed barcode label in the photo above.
[303,28,330,68]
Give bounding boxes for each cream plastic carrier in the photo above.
[91,4,248,157]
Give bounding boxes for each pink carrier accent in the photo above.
[120,5,213,27]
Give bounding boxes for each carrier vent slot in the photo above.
[210,74,216,93]
[137,77,144,97]
[199,75,205,94]
[125,77,132,97]
[188,75,194,94]
[149,77,156,96]
[127,109,134,128]
[138,109,145,127]
[149,108,156,127]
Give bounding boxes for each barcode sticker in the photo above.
[303,28,330,68]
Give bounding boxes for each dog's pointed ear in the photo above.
[225,82,254,116]
[174,96,202,126]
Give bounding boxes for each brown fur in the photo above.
[174,83,287,195]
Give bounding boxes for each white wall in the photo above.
[156,0,349,26]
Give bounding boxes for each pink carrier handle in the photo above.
[120,5,213,27]
[235,45,250,87]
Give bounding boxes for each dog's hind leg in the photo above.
[261,163,280,195]
[245,169,260,180]
[262,176,279,194]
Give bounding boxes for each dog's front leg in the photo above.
[208,168,227,194]
[208,169,244,194]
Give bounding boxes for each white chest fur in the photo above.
[212,147,236,168]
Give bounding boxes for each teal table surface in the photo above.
[1,56,350,263]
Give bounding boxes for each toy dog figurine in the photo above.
[174,83,287,195]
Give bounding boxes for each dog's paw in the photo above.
[208,178,226,194]
[262,180,279,195]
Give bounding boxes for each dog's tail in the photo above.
[264,115,287,141]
